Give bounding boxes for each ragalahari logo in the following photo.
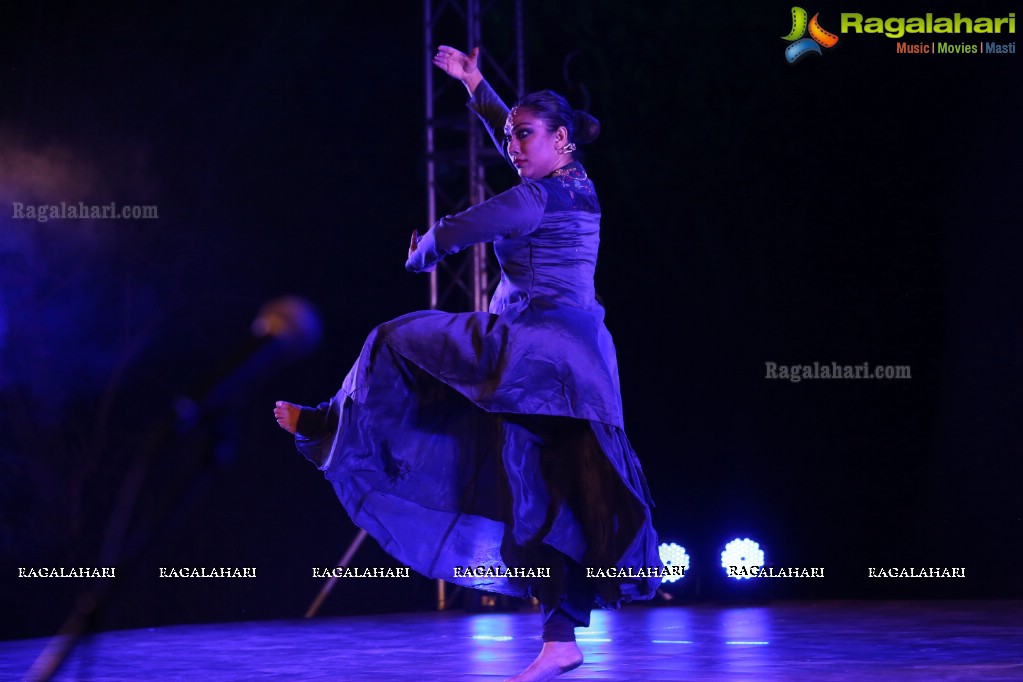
[782,7,839,63]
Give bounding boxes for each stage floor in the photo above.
[2,600,1021,681]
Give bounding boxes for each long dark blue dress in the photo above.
[294,80,661,619]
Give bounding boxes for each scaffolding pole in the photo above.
[423,0,525,609]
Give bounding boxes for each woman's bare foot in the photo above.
[273,401,301,434]
[505,641,583,682]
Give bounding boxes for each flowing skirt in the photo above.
[296,303,661,608]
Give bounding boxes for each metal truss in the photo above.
[424,0,525,314]
[423,0,525,610]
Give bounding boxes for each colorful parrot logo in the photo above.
[782,7,839,64]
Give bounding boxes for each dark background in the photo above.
[1,1,1020,641]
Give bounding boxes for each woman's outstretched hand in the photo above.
[433,45,482,94]
[274,401,301,434]
[408,230,435,272]
[408,229,419,259]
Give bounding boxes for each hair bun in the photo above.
[572,109,600,145]
[514,90,600,147]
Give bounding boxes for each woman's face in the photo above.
[504,108,569,180]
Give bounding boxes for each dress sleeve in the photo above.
[406,181,547,273]
[296,401,332,438]
[294,399,339,469]
[468,78,512,163]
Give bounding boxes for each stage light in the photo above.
[720,538,764,580]
[657,542,690,584]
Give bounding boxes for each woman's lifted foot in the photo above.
[505,641,583,682]
[273,401,302,434]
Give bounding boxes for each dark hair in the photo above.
[514,90,600,146]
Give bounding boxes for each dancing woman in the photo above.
[275,45,660,682]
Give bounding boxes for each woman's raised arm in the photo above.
[433,45,515,162]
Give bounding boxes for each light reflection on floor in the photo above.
[2,601,1022,681]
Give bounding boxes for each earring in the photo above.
[557,142,577,155]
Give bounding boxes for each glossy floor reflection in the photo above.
[3,601,1021,681]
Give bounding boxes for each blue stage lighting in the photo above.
[720,538,764,580]
[657,542,690,584]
